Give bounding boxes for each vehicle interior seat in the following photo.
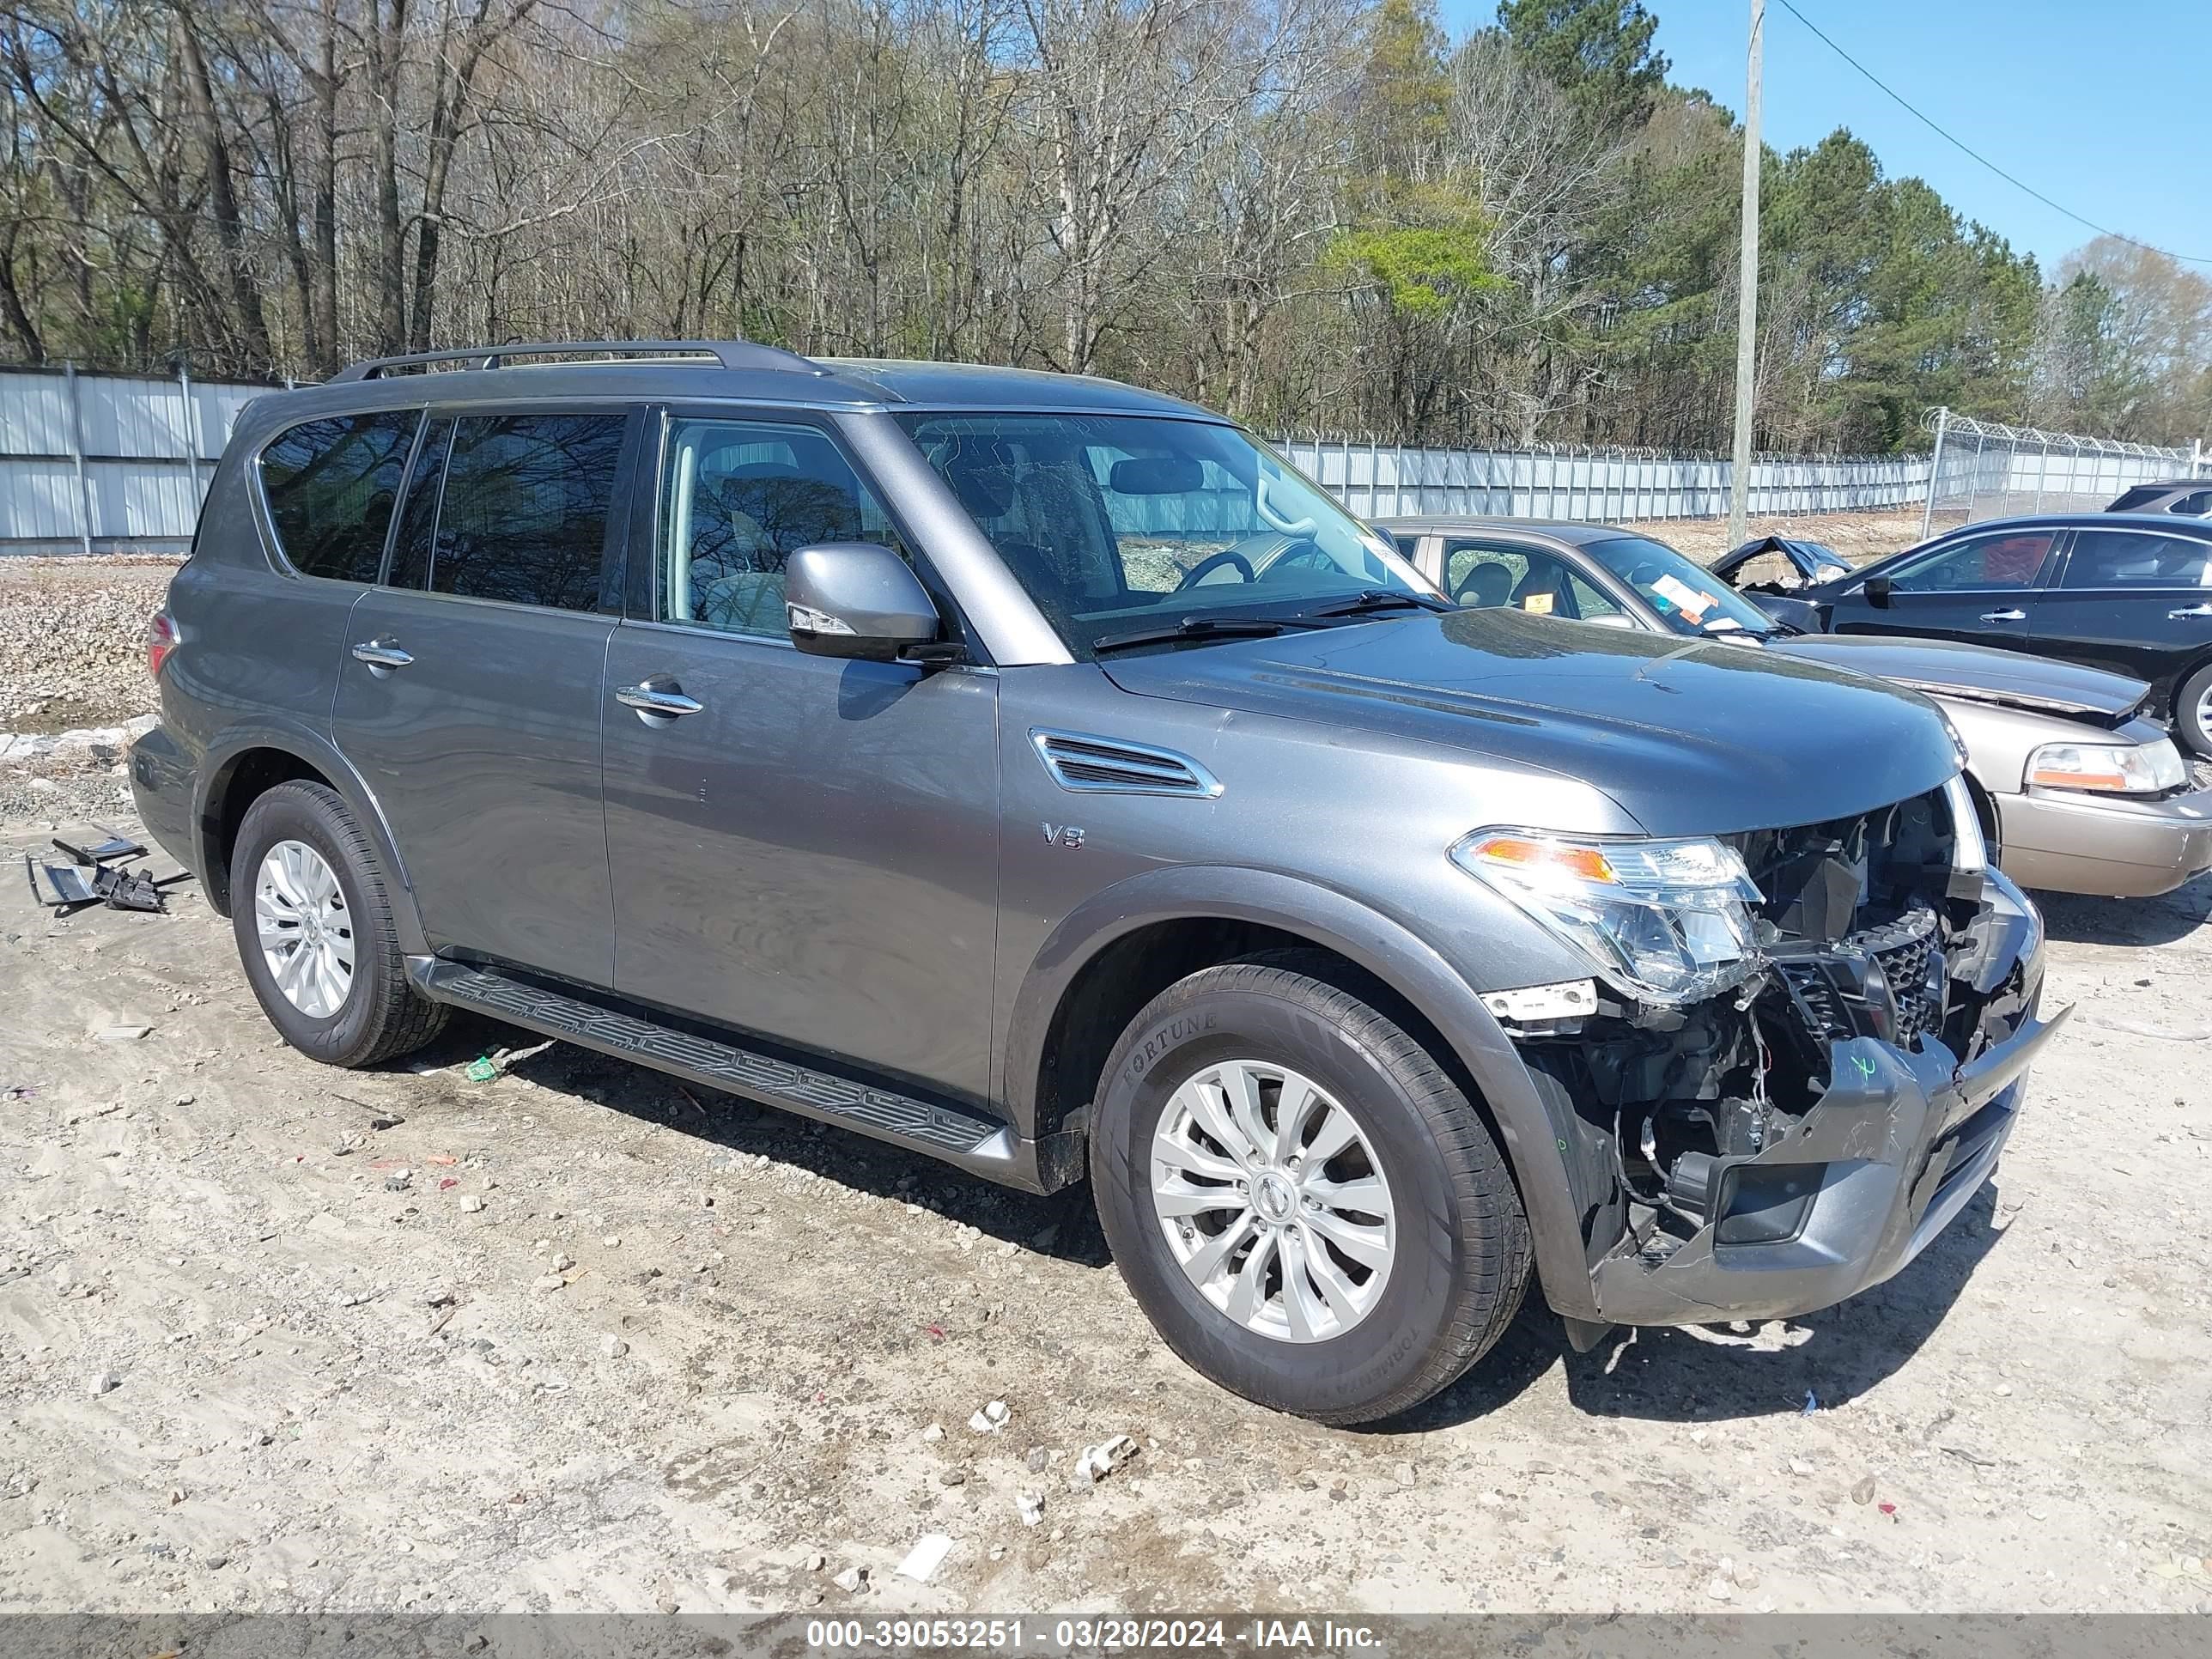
[939,439,1127,625]
[1979,535,2048,586]
[687,457,864,634]
[1512,562,1571,617]
[2153,543,2212,582]
[1454,562,1515,608]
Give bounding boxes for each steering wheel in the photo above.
[1261,540,1334,576]
[1176,550,1256,590]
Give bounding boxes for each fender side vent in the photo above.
[1030,728,1223,798]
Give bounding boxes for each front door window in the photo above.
[659,417,913,638]
[1886,531,2054,593]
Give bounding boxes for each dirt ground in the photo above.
[4,814,2209,1618]
[5,512,2211,1618]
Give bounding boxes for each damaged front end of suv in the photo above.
[1462,774,2063,1341]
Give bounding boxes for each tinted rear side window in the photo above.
[258,411,420,582]
[2062,529,2212,589]
[428,413,625,611]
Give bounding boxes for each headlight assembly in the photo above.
[1451,831,1764,1006]
[2025,738,2185,796]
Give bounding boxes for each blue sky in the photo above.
[1436,0,2212,277]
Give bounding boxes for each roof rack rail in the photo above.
[329,339,827,384]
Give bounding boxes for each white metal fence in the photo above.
[0,366,265,556]
[1920,408,2203,536]
[1273,437,1929,523]
[3,362,2203,556]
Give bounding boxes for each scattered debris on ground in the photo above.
[27,826,181,916]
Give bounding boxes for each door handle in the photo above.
[2168,603,2212,620]
[615,683,705,719]
[351,641,413,668]
[1978,608,2027,623]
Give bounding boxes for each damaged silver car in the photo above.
[1388,517,2212,900]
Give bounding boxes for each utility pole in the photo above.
[1726,0,1765,549]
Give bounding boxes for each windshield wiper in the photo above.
[1307,589,1454,618]
[1091,615,1295,654]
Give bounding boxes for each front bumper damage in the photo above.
[1587,1006,2063,1327]
[1508,785,2065,1341]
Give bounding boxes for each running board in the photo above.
[409,958,1020,1172]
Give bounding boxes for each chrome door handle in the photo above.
[351,641,413,668]
[615,683,704,718]
[2168,603,2212,620]
[1978,608,2027,623]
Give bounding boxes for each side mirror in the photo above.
[1863,574,1894,609]
[785,544,945,663]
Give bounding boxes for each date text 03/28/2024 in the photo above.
[803,1618,1382,1650]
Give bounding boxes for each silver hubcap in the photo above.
[253,839,356,1018]
[2197,681,2212,743]
[1151,1059,1396,1344]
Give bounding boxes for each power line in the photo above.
[1771,0,2212,268]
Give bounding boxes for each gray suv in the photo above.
[131,341,2060,1425]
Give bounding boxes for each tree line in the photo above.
[3,0,2206,453]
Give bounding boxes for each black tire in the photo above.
[229,781,447,1067]
[1089,953,1529,1425]
[2175,661,2212,759]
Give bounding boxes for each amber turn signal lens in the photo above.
[1463,836,1620,884]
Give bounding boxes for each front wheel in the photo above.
[2174,661,2212,759]
[1089,955,1529,1425]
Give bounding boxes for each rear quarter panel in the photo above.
[157,432,361,770]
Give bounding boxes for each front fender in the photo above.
[195,718,429,957]
[1001,864,1602,1319]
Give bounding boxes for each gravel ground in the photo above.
[1,812,2209,1615]
[0,557,175,733]
[0,557,175,825]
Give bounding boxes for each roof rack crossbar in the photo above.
[330,339,826,383]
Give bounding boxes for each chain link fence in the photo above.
[1919,408,2205,538]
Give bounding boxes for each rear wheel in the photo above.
[230,781,447,1067]
[1090,955,1528,1425]
[2175,661,2212,759]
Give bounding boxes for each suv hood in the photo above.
[1101,610,1961,838]
[1767,633,2148,724]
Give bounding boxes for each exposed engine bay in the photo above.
[1501,785,2041,1274]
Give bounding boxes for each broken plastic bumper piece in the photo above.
[1588,1002,2068,1328]
[26,828,167,915]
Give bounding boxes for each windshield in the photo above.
[895,412,1435,656]
[1583,536,1781,637]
